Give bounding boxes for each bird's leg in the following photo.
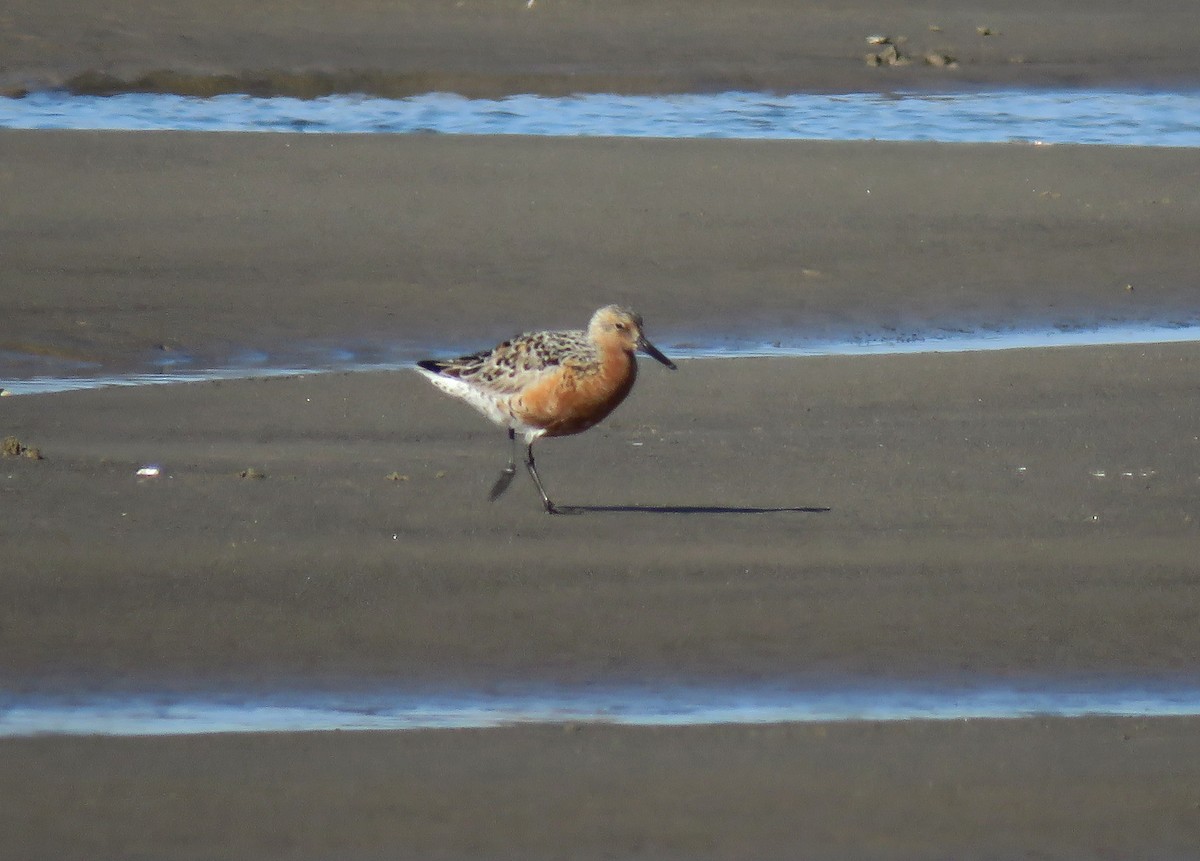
[488,428,518,502]
[523,440,560,514]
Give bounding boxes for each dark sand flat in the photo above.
[3,130,1199,375]
[5,0,1200,96]
[4,342,1200,691]
[5,718,1200,860]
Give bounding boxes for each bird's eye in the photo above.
[615,322,626,330]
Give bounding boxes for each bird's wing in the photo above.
[424,330,589,393]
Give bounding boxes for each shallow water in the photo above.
[3,89,1199,146]
[4,679,1199,737]
[2,320,1199,396]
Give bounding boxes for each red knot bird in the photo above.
[416,305,676,514]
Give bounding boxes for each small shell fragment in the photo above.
[136,465,162,477]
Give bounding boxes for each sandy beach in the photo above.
[5,340,1200,691]
[6,718,1200,860]
[5,0,1200,96]
[3,130,1199,375]
[4,1,1200,858]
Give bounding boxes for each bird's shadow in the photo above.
[555,504,831,515]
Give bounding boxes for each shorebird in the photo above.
[416,305,676,513]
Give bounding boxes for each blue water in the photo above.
[4,320,1200,396]
[4,679,1199,737]
[3,89,1199,146]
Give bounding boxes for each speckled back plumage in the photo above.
[419,328,598,392]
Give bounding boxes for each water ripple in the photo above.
[4,679,1199,737]
[2,89,1199,146]
[3,321,1200,396]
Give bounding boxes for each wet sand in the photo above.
[6,718,1200,859]
[5,0,1200,96]
[4,342,1200,690]
[5,1,1200,857]
[3,130,1199,374]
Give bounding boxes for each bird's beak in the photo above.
[638,335,677,370]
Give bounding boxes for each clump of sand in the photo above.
[2,435,43,459]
